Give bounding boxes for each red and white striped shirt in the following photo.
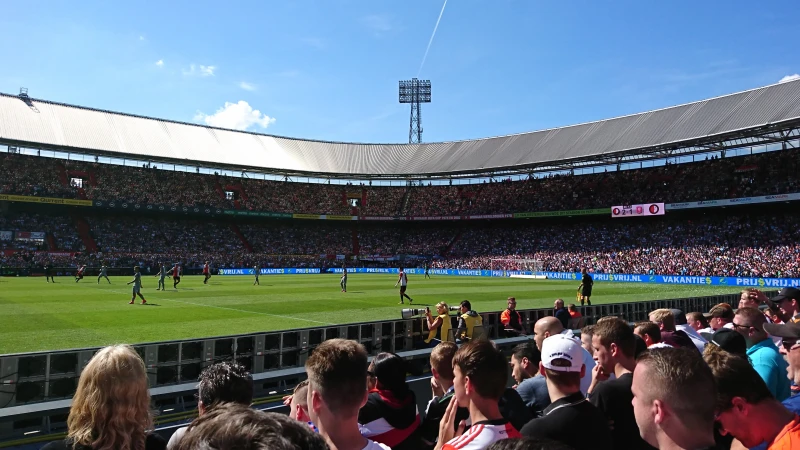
[442,420,520,450]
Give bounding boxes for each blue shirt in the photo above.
[516,375,550,416]
[747,339,790,401]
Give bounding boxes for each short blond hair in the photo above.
[649,308,676,331]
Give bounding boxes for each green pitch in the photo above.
[0,274,742,355]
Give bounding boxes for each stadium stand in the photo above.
[2,80,800,449]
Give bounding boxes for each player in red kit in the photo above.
[74,265,87,283]
[202,261,211,284]
[172,263,181,289]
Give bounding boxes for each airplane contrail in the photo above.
[417,0,448,77]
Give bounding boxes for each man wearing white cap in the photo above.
[520,333,612,450]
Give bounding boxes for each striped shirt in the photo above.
[442,419,520,450]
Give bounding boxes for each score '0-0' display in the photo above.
[611,203,665,218]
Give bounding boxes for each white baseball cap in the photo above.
[541,333,584,373]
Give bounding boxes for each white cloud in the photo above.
[361,14,393,34]
[239,81,256,91]
[194,101,276,131]
[155,59,164,67]
[139,35,145,41]
[183,64,216,77]
[779,74,800,83]
[199,65,216,76]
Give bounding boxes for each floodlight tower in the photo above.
[399,78,431,144]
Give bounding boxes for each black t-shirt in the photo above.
[521,392,612,450]
[41,434,167,450]
[589,373,656,450]
[420,388,532,444]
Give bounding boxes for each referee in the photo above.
[578,268,593,306]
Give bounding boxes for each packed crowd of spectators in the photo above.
[239,179,352,215]
[2,210,800,278]
[405,185,477,217]
[439,214,800,278]
[0,153,78,198]
[358,225,454,256]
[39,288,800,450]
[88,216,244,254]
[85,164,229,208]
[3,149,799,218]
[0,212,83,251]
[240,222,351,255]
[359,187,406,216]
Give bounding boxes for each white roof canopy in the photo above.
[1,80,799,177]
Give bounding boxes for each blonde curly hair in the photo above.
[66,345,152,450]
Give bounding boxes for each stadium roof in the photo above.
[1,79,799,178]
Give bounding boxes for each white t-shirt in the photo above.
[399,272,408,286]
[363,439,392,450]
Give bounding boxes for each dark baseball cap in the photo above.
[708,328,747,356]
[763,321,800,339]
[670,308,687,325]
[772,287,800,303]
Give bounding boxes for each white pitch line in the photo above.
[104,288,334,326]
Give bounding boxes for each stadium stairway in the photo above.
[56,163,68,187]
[45,234,58,251]
[352,226,360,255]
[398,187,412,216]
[443,229,463,256]
[230,223,253,252]
[71,214,98,252]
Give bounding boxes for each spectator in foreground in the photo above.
[669,308,706,353]
[422,342,466,446]
[175,402,328,450]
[704,347,800,449]
[748,321,800,450]
[701,304,735,336]
[520,334,611,450]
[168,361,254,449]
[359,352,422,450]
[588,317,656,450]
[632,348,716,450]
[501,297,525,337]
[733,307,790,401]
[532,317,595,395]
[633,321,663,348]
[773,287,800,324]
[704,328,747,358]
[580,325,595,356]
[510,342,550,416]
[685,312,709,333]
[305,339,390,450]
[486,438,576,450]
[648,309,695,350]
[289,380,316,430]
[42,345,166,450]
[435,340,521,450]
[177,403,328,450]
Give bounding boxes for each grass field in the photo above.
[0,274,743,355]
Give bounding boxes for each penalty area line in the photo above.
[104,288,334,326]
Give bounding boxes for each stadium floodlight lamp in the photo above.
[399,78,432,144]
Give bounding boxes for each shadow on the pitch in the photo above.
[142,303,161,307]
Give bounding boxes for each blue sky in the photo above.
[0,0,798,144]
